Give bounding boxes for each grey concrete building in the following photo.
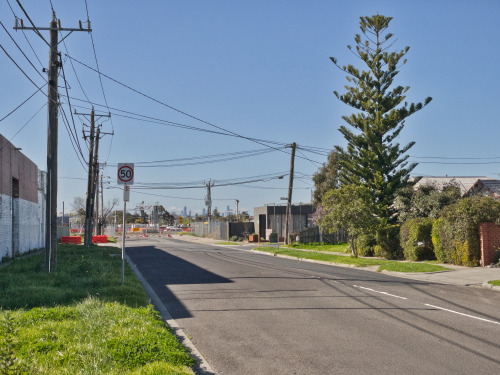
[253,203,314,240]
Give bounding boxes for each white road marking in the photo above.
[424,304,500,325]
[353,285,408,300]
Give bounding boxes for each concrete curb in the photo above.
[125,253,217,375]
[482,281,500,292]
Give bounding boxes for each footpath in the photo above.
[171,234,500,292]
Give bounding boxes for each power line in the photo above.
[0,20,46,81]
[0,85,45,122]
[83,0,114,162]
[108,148,279,169]
[64,54,296,156]
[14,0,50,47]
[0,102,46,154]
[0,40,47,96]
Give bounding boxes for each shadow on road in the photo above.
[127,246,232,319]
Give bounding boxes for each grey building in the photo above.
[253,203,314,240]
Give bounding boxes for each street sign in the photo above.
[117,163,134,185]
[123,185,130,202]
[179,216,183,223]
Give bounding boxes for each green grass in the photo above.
[0,245,194,374]
[489,280,500,286]
[285,242,350,253]
[254,246,450,273]
[107,236,118,243]
[377,262,449,273]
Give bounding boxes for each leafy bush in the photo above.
[395,182,461,222]
[230,236,242,242]
[374,224,403,260]
[400,218,435,261]
[431,196,500,266]
[356,233,376,256]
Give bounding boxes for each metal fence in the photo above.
[297,226,348,244]
[192,222,255,240]
[193,222,226,240]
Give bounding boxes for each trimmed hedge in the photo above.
[374,224,403,260]
[400,218,435,261]
[431,196,500,266]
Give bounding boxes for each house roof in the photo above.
[466,179,500,199]
[412,176,495,195]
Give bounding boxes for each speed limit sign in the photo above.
[117,163,134,185]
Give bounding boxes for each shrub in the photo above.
[230,236,242,242]
[356,233,376,257]
[374,224,403,259]
[400,218,435,261]
[431,196,500,266]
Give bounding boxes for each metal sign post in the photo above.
[118,164,134,286]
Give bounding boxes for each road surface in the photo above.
[126,237,500,375]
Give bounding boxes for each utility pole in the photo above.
[94,161,99,235]
[285,142,296,244]
[91,126,100,236]
[100,173,104,234]
[205,179,214,224]
[235,199,239,222]
[76,107,111,246]
[14,12,91,272]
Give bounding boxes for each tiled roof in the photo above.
[412,176,495,195]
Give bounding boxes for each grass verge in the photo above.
[285,242,349,253]
[0,244,194,374]
[254,246,450,273]
[489,280,500,286]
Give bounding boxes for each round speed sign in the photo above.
[117,163,134,185]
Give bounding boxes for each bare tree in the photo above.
[97,198,119,235]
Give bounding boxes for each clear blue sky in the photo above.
[1,0,500,216]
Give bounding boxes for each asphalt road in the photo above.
[126,237,500,375]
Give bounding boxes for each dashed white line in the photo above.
[424,304,500,325]
[353,285,408,300]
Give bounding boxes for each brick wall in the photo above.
[0,135,38,202]
[479,222,500,267]
[0,135,46,261]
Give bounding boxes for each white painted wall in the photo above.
[0,171,45,261]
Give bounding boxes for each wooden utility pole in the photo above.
[100,173,104,235]
[235,199,239,222]
[83,110,95,247]
[205,179,214,224]
[14,11,91,271]
[285,142,296,244]
[90,126,100,236]
[76,108,111,246]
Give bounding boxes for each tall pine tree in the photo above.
[330,15,431,223]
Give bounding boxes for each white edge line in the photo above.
[125,254,217,374]
[353,285,408,300]
[424,304,500,325]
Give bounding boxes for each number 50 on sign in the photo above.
[117,163,134,185]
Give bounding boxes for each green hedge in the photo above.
[356,233,376,257]
[400,218,435,261]
[431,196,500,266]
[374,224,403,260]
